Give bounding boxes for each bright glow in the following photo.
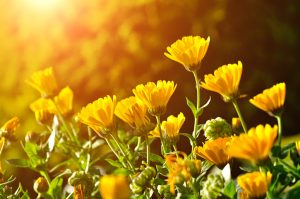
[26,0,59,10]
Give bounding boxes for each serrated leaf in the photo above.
[6,159,30,168]
[223,180,236,198]
[24,142,44,168]
[105,158,123,168]
[186,97,197,117]
[47,176,63,199]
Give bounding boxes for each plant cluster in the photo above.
[0,36,299,199]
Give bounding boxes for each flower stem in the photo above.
[145,135,150,165]
[275,115,283,147]
[156,116,166,155]
[192,71,201,139]
[232,100,248,133]
[104,137,128,169]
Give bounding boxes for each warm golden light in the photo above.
[26,0,60,11]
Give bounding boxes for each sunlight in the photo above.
[26,0,60,11]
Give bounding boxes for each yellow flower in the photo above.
[115,96,150,130]
[249,82,286,115]
[78,95,117,135]
[295,141,300,155]
[26,67,58,98]
[30,98,55,124]
[237,171,272,198]
[99,175,131,199]
[54,86,74,117]
[195,137,231,167]
[133,80,176,116]
[161,112,185,145]
[201,61,243,101]
[0,117,20,141]
[164,36,210,71]
[228,124,278,164]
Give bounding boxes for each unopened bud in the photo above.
[203,117,232,140]
[34,177,49,193]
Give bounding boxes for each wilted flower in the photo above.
[203,117,232,140]
[54,86,74,117]
[201,61,243,102]
[99,175,131,199]
[249,82,286,116]
[237,171,272,198]
[195,137,231,167]
[0,117,20,141]
[115,96,150,133]
[26,67,58,98]
[228,124,278,164]
[164,36,210,71]
[30,98,55,124]
[77,95,117,135]
[133,80,176,116]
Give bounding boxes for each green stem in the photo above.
[104,137,128,169]
[192,71,201,139]
[110,134,135,171]
[40,170,51,186]
[232,100,248,133]
[156,116,166,155]
[145,135,150,165]
[278,159,300,178]
[275,115,283,147]
[173,145,179,159]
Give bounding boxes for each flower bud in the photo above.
[34,177,49,193]
[203,117,232,140]
[200,174,225,199]
[185,159,202,177]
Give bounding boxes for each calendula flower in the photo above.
[115,96,150,130]
[54,86,74,116]
[201,61,243,102]
[228,124,278,164]
[249,82,286,116]
[26,67,58,98]
[133,80,176,116]
[296,141,300,155]
[195,137,231,167]
[0,117,20,141]
[161,112,185,145]
[78,95,117,135]
[237,171,272,198]
[30,98,55,124]
[99,175,131,199]
[164,36,210,71]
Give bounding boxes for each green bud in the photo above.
[185,159,202,177]
[130,183,144,194]
[68,171,94,195]
[203,117,232,140]
[200,174,225,199]
[34,177,49,193]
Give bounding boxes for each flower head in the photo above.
[201,61,243,102]
[296,141,300,155]
[203,117,232,140]
[133,80,176,116]
[115,96,150,132]
[30,98,55,124]
[200,174,225,199]
[228,124,278,164]
[99,175,131,199]
[249,82,286,116]
[54,86,74,117]
[161,113,185,145]
[26,67,58,98]
[195,137,231,167]
[78,95,117,135]
[164,36,210,71]
[237,171,272,198]
[0,117,20,141]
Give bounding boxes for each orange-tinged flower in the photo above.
[0,117,20,135]
[228,124,278,163]
[54,86,74,116]
[237,171,272,198]
[99,175,131,199]
[30,98,55,124]
[133,80,176,116]
[78,95,117,135]
[195,137,231,167]
[201,61,243,101]
[26,67,58,98]
[249,82,286,115]
[164,36,210,71]
[115,96,150,129]
[295,140,300,155]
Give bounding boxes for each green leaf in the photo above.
[113,168,132,175]
[47,176,63,199]
[282,186,300,199]
[20,192,30,199]
[6,159,30,168]
[186,97,197,117]
[24,142,45,168]
[223,180,236,198]
[195,124,204,138]
[105,158,123,168]
[140,152,164,164]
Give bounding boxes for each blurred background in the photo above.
[0,0,300,193]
